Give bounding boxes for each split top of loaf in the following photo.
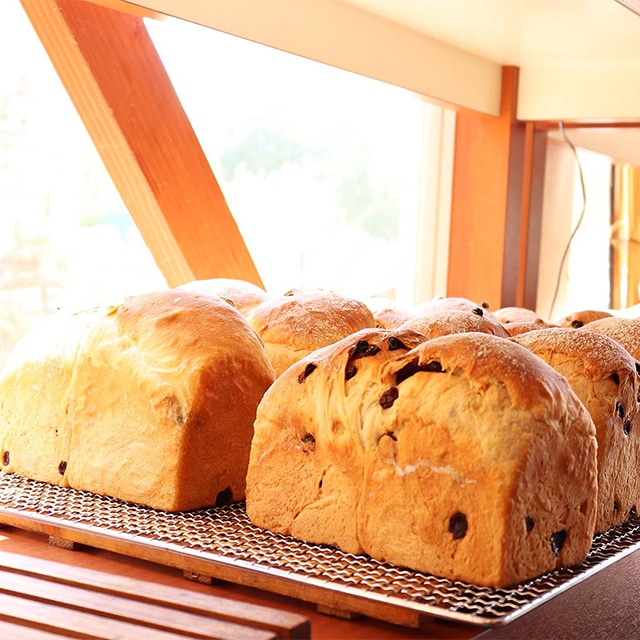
[246,329,598,588]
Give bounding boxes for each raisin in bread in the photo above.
[246,329,598,587]
[513,328,640,532]
[0,289,275,511]
[247,288,376,377]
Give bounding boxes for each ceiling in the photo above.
[123,0,640,164]
[340,0,640,68]
[340,0,640,165]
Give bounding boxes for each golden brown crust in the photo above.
[581,316,640,359]
[177,277,269,317]
[413,296,495,319]
[399,309,510,339]
[372,306,416,329]
[362,297,416,329]
[248,289,376,376]
[246,330,597,587]
[513,327,640,532]
[0,290,275,511]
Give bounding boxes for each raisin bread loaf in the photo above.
[248,288,376,377]
[399,309,510,339]
[246,330,598,587]
[557,309,613,328]
[581,316,640,359]
[513,328,640,532]
[493,306,540,324]
[0,289,275,511]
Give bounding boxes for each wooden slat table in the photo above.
[0,545,309,639]
[0,526,478,639]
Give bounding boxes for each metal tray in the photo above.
[1,471,639,629]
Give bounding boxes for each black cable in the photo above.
[548,122,587,320]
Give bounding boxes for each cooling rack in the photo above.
[1,471,639,629]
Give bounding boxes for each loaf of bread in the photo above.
[248,288,376,377]
[399,309,510,339]
[363,297,416,330]
[493,306,541,324]
[581,316,640,358]
[0,289,275,512]
[503,318,558,337]
[178,277,269,317]
[246,329,598,587]
[413,295,497,321]
[557,309,613,328]
[513,328,640,532]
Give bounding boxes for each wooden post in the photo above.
[19,0,264,289]
[447,66,544,311]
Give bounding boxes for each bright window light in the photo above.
[0,2,166,368]
[0,4,447,369]
[145,16,429,302]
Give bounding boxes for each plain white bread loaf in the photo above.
[0,289,275,511]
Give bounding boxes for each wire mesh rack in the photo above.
[1,471,639,629]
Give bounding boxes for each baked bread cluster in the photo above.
[0,289,275,512]
[246,328,598,588]
[4,282,640,589]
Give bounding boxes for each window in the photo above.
[145,16,444,303]
[537,138,612,321]
[0,4,453,369]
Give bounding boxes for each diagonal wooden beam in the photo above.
[19,0,263,289]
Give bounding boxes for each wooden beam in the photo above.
[522,128,548,311]
[117,0,503,117]
[446,66,545,311]
[19,0,263,289]
[447,66,517,309]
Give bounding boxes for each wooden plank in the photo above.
[19,0,263,289]
[611,164,640,309]
[448,66,546,312]
[0,511,423,629]
[0,550,310,640]
[2,526,478,640]
[0,568,275,640]
[0,621,66,640]
[522,128,548,312]
[114,0,502,116]
[0,592,195,640]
